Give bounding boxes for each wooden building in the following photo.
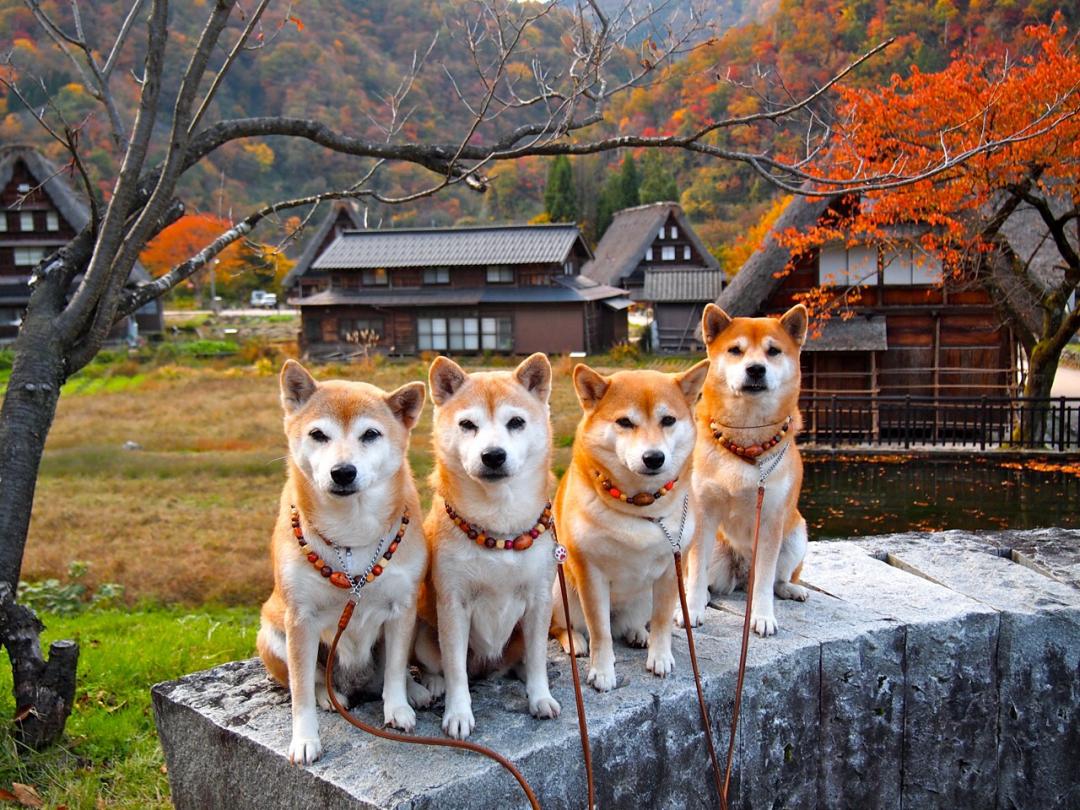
[290,223,629,357]
[583,202,723,352]
[717,195,1018,440]
[281,201,364,300]
[0,144,163,341]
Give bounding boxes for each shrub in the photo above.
[608,341,641,363]
[18,561,125,616]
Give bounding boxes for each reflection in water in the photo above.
[801,457,1080,539]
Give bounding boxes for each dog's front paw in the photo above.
[674,605,706,628]
[586,665,617,692]
[751,613,778,637]
[407,677,433,708]
[775,581,810,602]
[419,671,446,700]
[529,694,561,720]
[646,648,675,677]
[288,735,323,766]
[315,683,347,712]
[384,702,417,732]
[623,626,649,648]
[442,705,476,740]
[557,628,589,657]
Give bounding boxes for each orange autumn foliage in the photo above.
[779,20,1080,320]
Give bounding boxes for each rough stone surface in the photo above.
[154,530,1080,809]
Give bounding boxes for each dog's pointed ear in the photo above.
[514,353,552,402]
[702,303,733,346]
[428,356,469,406]
[386,381,426,430]
[281,359,317,414]
[779,304,808,347]
[573,364,610,411]
[674,359,710,405]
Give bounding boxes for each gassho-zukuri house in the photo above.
[289,219,630,357]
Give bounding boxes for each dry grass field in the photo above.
[24,354,696,606]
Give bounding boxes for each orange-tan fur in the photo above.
[413,354,560,740]
[551,362,709,691]
[257,360,429,765]
[685,304,810,636]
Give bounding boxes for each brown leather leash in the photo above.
[324,536,594,810]
[719,439,788,810]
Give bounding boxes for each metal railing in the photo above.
[798,394,1080,451]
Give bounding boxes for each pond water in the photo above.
[801,456,1080,539]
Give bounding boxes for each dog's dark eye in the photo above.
[660,415,676,427]
[459,419,478,432]
[361,428,382,443]
[727,346,743,356]
[309,428,329,443]
[767,346,782,357]
[507,416,526,431]
[615,417,635,429]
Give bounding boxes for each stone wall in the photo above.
[152,529,1080,809]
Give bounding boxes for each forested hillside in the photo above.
[1,0,1074,266]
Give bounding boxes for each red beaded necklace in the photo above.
[290,505,408,590]
[709,415,792,461]
[592,469,677,507]
[444,500,552,551]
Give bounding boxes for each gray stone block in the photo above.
[153,531,1080,809]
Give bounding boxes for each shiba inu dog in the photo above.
[551,361,710,691]
[414,354,561,740]
[257,360,430,765]
[684,303,810,636]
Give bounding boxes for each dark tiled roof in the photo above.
[282,201,364,290]
[292,274,627,308]
[804,316,888,352]
[643,268,726,302]
[312,224,589,270]
[582,202,719,287]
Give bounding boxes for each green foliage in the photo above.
[596,154,642,237]
[0,606,257,807]
[17,562,124,616]
[543,155,578,222]
[156,339,240,360]
[638,150,679,204]
[608,340,642,363]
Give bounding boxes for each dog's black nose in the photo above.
[330,464,357,486]
[746,363,767,380]
[643,450,665,470]
[481,447,507,470]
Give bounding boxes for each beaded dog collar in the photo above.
[592,469,676,507]
[444,500,552,551]
[290,505,407,590]
[709,415,792,461]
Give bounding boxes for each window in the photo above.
[14,247,45,266]
[448,317,480,351]
[883,246,941,285]
[657,227,665,240]
[304,317,322,342]
[361,268,388,286]
[417,317,449,351]
[423,267,450,285]
[0,308,22,327]
[563,261,574,276]
[661,245,676,261]
[683,245,691,261]
[46,212,59,231]
[670,225,678,239]
[338,317,384,341]
[0,215,7,232]
[486,266,514,284]
[818,243,877,287]
[16,183,30,193]
[20,212,34,232]
[645,247,653,262]
[481,317,513,351]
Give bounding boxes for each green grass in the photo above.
[0,606,258,808]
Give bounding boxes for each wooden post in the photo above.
[932,315,941,446]
[870,350,880,443]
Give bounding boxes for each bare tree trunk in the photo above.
[1012,339,1063,447]
[0,291,78,749]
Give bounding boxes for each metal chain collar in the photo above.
[647,493,690,553]
[756,439,790,488]
[332,517,403,600]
